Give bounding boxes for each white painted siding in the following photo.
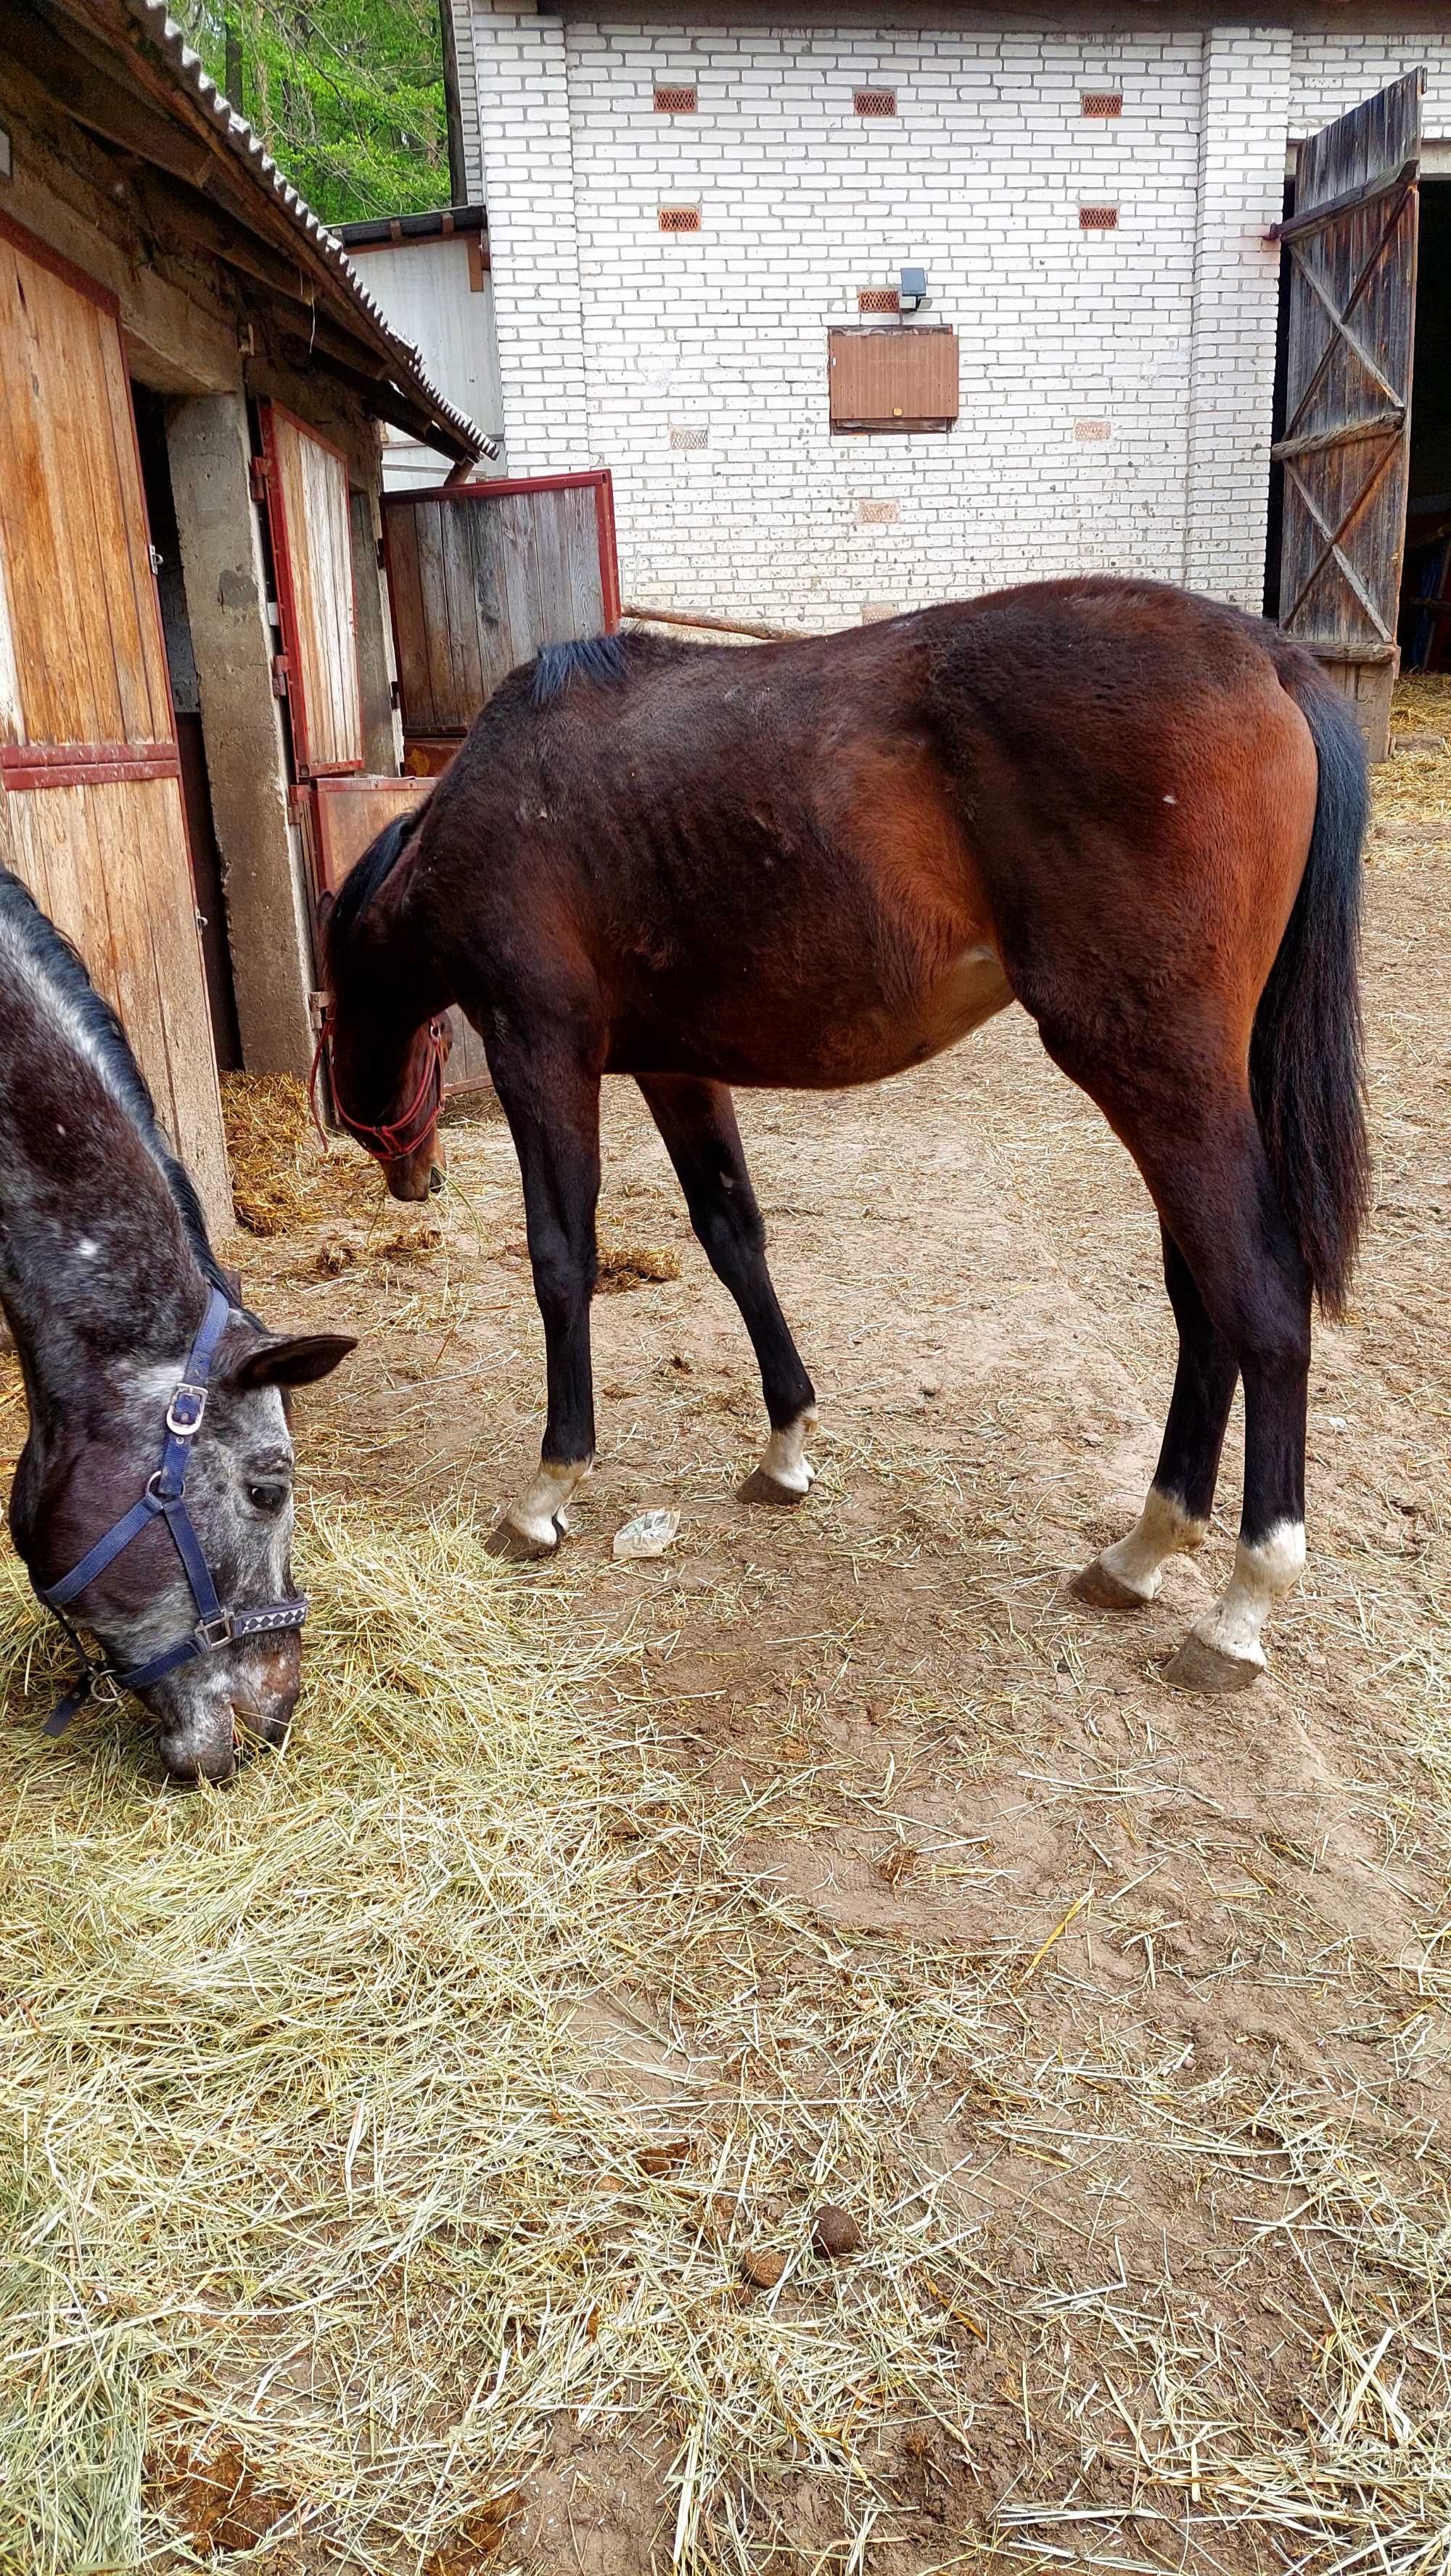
[348,234,505,487]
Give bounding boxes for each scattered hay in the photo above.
[1373,673,1451,841]
[221,1071,376,1237]
[596,1238,682,1293]
[3,1493,1448,2573]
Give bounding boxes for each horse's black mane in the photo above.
[533,632,632,704]
[326,808,424,965]
[0,866,231,1299]
[328,628,694,951]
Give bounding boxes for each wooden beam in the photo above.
[1,0,216,186]
[622,601,807,641]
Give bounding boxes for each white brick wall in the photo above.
[466,4,591,469]
[1183,28,1289,607]
[450,9,1440,630]
[1289,33,1451,134]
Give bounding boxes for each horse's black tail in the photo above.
[1251,677,1370,1320]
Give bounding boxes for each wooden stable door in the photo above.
[1275,70,1423,759]
[0,213,230,1225]
[256,402,365,776]
[382,471,621,746]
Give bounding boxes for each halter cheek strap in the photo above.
[309,1013,448,1164]
[35,1285,309,1738]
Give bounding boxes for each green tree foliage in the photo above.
[173,0,450,222]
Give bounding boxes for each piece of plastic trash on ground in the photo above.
[612,1508,681,1560]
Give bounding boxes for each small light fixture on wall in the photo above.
[899,266,927,315]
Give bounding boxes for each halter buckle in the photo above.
[166,1383,209,1437]
[194,1610,234,1652]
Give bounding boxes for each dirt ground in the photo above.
[3,718,1449,2575]
[202,797,1451,2568]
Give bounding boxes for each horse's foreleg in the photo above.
[637,1075,818,1504]
[487,1048,601,1557]
[1074,1226,1236,1609]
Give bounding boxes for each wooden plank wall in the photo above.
[385,482,607,738]
[0,234,173,752]
[0,777,231,1221]
[0,219,231,1226]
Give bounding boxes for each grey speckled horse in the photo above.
[0,867,353,1782]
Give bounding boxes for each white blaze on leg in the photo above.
[1097,1486,1207,1603]
[1186,1519,1306,1672]
[760,1407,817,1497]
[506,1457,591,1550]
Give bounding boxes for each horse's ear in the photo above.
[230,1333,357,1391]
[316,888,336,944]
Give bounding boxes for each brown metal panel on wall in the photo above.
[381,469,621,744]
[0,210,230,1225]
[829,326,959,432]
[1274,69,1422,760]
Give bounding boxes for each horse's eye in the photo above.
[247,1481,289,1515]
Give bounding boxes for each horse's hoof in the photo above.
[486,1517,561,1561]
[1071,1556,1152,1613]
[1162,1631,1262,1695]
[737,1467,810,1507]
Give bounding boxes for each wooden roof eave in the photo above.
[22,0,485,460]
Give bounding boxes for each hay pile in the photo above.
[2,1502,1449,2573]
[1373,672,1451,841]
[221,1072,377,1237]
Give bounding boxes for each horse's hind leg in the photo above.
[485,1042,601,1557]
[1046,1052,1311,1692]
[638,1075,818,1503]
[1074,1225,1237,1609]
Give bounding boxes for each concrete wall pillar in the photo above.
[1183,26,1293,609]
[167,392,316,1079]
[463,0,591,472]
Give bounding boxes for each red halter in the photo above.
[310,1012,449,1164]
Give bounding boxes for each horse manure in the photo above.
[740,2247,786,2289]
[812,2204,863,2258]
[596,1239,682,1292]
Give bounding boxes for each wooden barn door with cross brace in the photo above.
[1275,69,1423,760]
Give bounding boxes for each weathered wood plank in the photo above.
[1278,68,1422,757]
[262,405,364,775]
[383,474,620,739]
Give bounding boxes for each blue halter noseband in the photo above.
[36,1286,309,1738]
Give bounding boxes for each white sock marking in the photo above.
[1188,1520,1306,1670]
[1098,1486,1207,1602]
[506,1457,591,1549]
[759,1407,817,1497]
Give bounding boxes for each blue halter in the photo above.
[36,1286,309,1738]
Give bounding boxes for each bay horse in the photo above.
[0,866,354,1781]
[321,579,1368,1695]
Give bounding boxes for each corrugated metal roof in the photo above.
[118,0,498,461]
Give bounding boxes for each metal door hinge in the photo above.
[271,653,290,699]
[250,455,272,504]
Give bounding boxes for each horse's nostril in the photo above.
[429,1163,445,1196]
